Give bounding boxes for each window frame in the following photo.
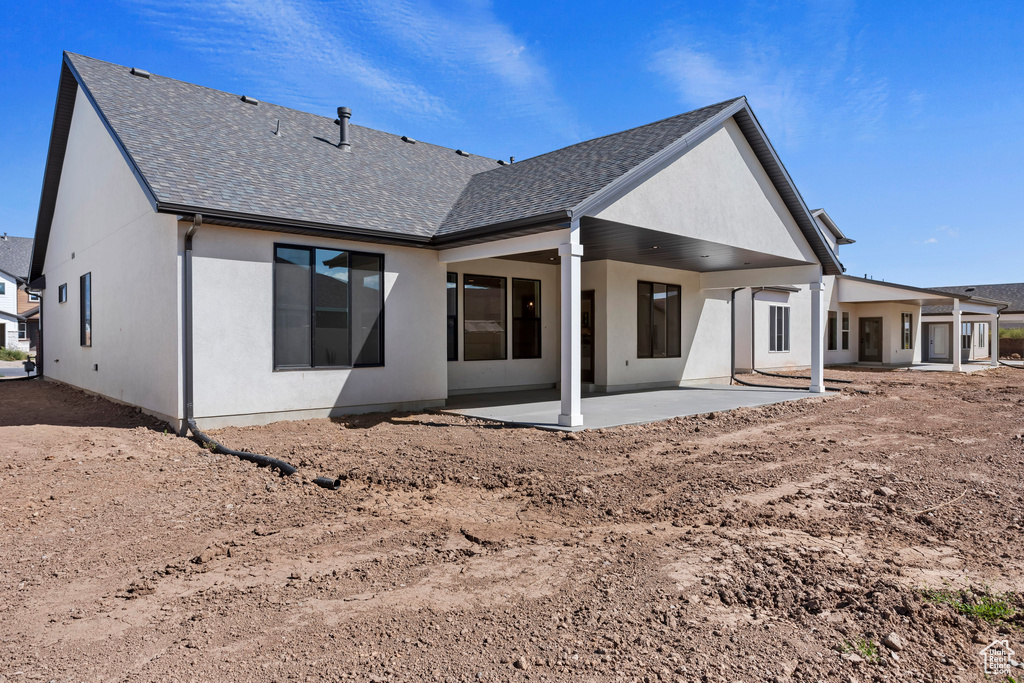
[827,311,838,351]
[28,292,40,302]
[272,243,385,371]
[961,322,972,350]
[636,280,682,359]
[462,274,508,361]
[18,321,27,340]
[80,272,92,348]
[58,284,68,304]
[446,273,458,362]
[976,322,988,349]
[841,311,850,350]
[0,281,5,296]
[901,312,913,350]
[768,305,790,352]
[511,277,542,360]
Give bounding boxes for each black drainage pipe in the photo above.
[188,419,298,476]
[999,360,1024,370]
[753,368,853,384]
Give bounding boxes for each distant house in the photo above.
[735,210,1004,371]
[924,283,1024,360]
[0,234,35,353]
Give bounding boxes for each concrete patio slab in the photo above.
[442,384,818,431]
[905,362,995,373]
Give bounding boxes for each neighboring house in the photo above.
[32,52,881,431]
[924,283,1024,359]
[0,234,35,353]
[735,211,1004,371]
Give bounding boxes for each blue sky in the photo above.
[1,1,1021,286]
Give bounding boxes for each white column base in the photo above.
[558,413,583,428]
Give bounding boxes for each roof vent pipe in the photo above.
[337,106,352,151]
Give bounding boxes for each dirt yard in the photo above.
[1,368,1023,682]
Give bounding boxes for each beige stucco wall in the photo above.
[190,225,449,426]
[41,86,181,423]
[595,118,818,264]
[445,258,560,393]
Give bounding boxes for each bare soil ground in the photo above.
[1,368,1023,682]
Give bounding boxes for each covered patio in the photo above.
[443,383,817,431]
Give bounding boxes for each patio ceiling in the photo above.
[500,218,812,272]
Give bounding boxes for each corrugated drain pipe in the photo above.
[180,214,339,489]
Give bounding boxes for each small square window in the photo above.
[28,292,40,302]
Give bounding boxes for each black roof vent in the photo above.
[497,160,506,165]
[335,107,352,151]
[965,287,976,292]
[130,67,150,79]
[401,136,416,144]
[456,149,469,157]
[240,95,259,105]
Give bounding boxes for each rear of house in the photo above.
[32,53,849,430]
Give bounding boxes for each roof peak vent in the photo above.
[129,67,150,79]
[456,149,469,157]
[241,95,259,105]
[401,135,416,144]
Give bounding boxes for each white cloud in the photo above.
[924,237,939,244]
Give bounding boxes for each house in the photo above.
[734,210,1004,371]
[0,234,35,353]
[924,283,1024,360]
[32,52,868,431]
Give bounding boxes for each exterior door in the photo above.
[581,290,595,383]
[928,323,950,361]
[859,317,882,362]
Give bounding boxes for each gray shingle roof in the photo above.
[0,236,33,280]
[436,99,741,236]
[923,283,1024,314]
[66,53,500,240]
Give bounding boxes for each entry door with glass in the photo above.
[859,317,882,362]
[928,323,951,361]
[581,290,595,383]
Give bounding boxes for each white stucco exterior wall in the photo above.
[1,272,28,351]
[41,87,181,423]
[190,225,449,427]
[583,260,732,390]
[445,258,560,394]
[595,119,818,264]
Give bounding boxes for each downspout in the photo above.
[178,215,339,486]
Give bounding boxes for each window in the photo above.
[962,322,972,350]
[273,245,383,369]
[446,273,458,361]
[512,278,541,359]
[637,281,681,358]
[901,312,913,350]
[977,322,988,349]
[827,311,838,351]
[463,275,506,360]
[28,292,39,302]
[0,281,4,295]
[58,284,67,303]
[769,305,790,352]
[80,273,92,347]
[841,312,850,350]
[18,322,26,340]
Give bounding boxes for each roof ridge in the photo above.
[64,52,500,162]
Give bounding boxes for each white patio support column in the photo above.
[952,299,962,372]
[990,312,1000,366]
[558,223,583,427]
[809,280,826,393]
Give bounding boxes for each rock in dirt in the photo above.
[882,632,904,652]
[876,486,898,498]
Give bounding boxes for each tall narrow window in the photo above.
[18,322,27,340]
[827,311,838,350]
[512,278,541,359]
[463,275,506,360]
[0,282,5,295]
[841,312,850,350]
[962,322,972,350]
[58,283,68,304]
[273,245,384,369]
[976,322,988,349]
[901,312,913,350]
[769,305,790,352]
[80,272,92,347]
[637,281,681,358]
[446,273,458,361]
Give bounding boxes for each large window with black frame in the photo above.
[80,272,92,347]
[273,245,383,369]
[463,275,506,361]
[637,281,681,358]
[512,278,541,359]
